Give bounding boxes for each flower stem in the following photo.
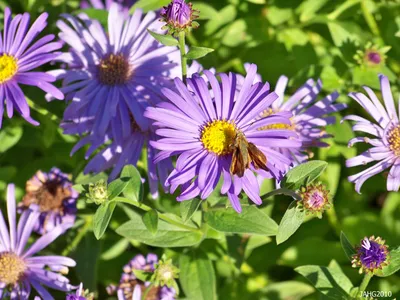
[358,273,373,296]
[62,215,93,256]
[142,283,154,300]
[361,0,380,36]
[178,31,188,84]
[328,0,361,20]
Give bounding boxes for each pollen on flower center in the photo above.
[387,125,400,156]
[0,252,26,285]
[259,108,295,130]
[0,54,18,84]
[98,54,132,85]
[201,120,237,155]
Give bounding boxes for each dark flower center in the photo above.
[98,54,132,85]
[387,125,400,156]
[23,180,71,213]
[0,252,26,285]
[359,239,387,269]
[366,51,381,65]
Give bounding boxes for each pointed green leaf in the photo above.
[276,201,305,244]
[0,126,23,153]
[142,209,159,235]
[120,165,143,202]
[295,264,353,299]
[93,202,117,240]
[180,198,202,222]
[147,30,179,46]
[107,178,129,200]
[376,246,400,277]
[340,231,356,261]
[281,160,328,190]
[205,206,278,236]
[180,250,217,300]
[186,46,214,60]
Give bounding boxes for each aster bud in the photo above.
[161,0,199,35]
[354,42,391,67]
[298,182,330,218]
[86,179,109,205]
[352,236,389,274]
[151,255,180,293]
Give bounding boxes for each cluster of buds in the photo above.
[354,42,391,67]
[298,182,331,218]
[160,0,199,36]
[85,179,109,205]
[352,236,390,274]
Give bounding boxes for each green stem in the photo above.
[361,0,380,36]
[178,31,188,84]
[115,198,200,232]
[358,273,373,296]
[326,205,341,236]
[142,283,154,300]
[328,0,361,20]
[62,216,92,256]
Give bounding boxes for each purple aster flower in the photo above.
[66,283,93,300]
[344,74,400,192]
[352,236,389,274]
[80,0,136,12]
[107,253,176,300]
[0,8,64,127]
[145,64,301,213]
[0,184,75,299]
[18,168,78,235]
[161,0,199,33]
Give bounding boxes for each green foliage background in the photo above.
[1,0,400,299]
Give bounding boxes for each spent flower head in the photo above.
[352,236,389,274]
[354,42,391,67]
[161,0,199,35]
[86,180,109,205]
[298,182,330,218]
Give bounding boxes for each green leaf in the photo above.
[131,0,170,12]
[205,206,278,236]
[180,249,217,300]
[77,9,108,27]
[327,21,360,47]
[296,0,329,22]
[132,269,153,282]
[120,165,143,202]
[107,178,129,200]
[295,264,353,299]
[261,281,314,299]
[193,3,218,20]
[147,30,179,46]
[101,238,130,260]
[116,210,203,247]
[261,188,301,201]
[281,160,328,190]
[186,46,214,60]
[93,202,117,240]
[376,246,400,277]
[0,126,23,153]
[276,201,305,245]
[340,231,356,262]
[142,210,158,235]
[180,198,202,222]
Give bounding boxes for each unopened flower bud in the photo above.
[298,182,330,217]
[161,0,199,35]
[86,180,109,205]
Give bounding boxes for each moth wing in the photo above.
[230,147,245,177]
[248,143,268,171]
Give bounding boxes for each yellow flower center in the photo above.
[0,252,26,285]
[201,120,236,155]
[388,125,400,156]
[98,54,133,85]
[0,54,18,84]
[258,108,295,130]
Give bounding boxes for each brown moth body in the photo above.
[229,132,268,177]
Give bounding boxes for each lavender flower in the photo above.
[344,75,400,192]
[80,0,136,12]
[18,168,78,235]
[0,184,75,299]
[352,236,389,274]
[161,0,199,34]
[107,253,176,300]
[0,7,63,127]
[298,182,330,217]
[66,283,93,300]
[145,64,301,212]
